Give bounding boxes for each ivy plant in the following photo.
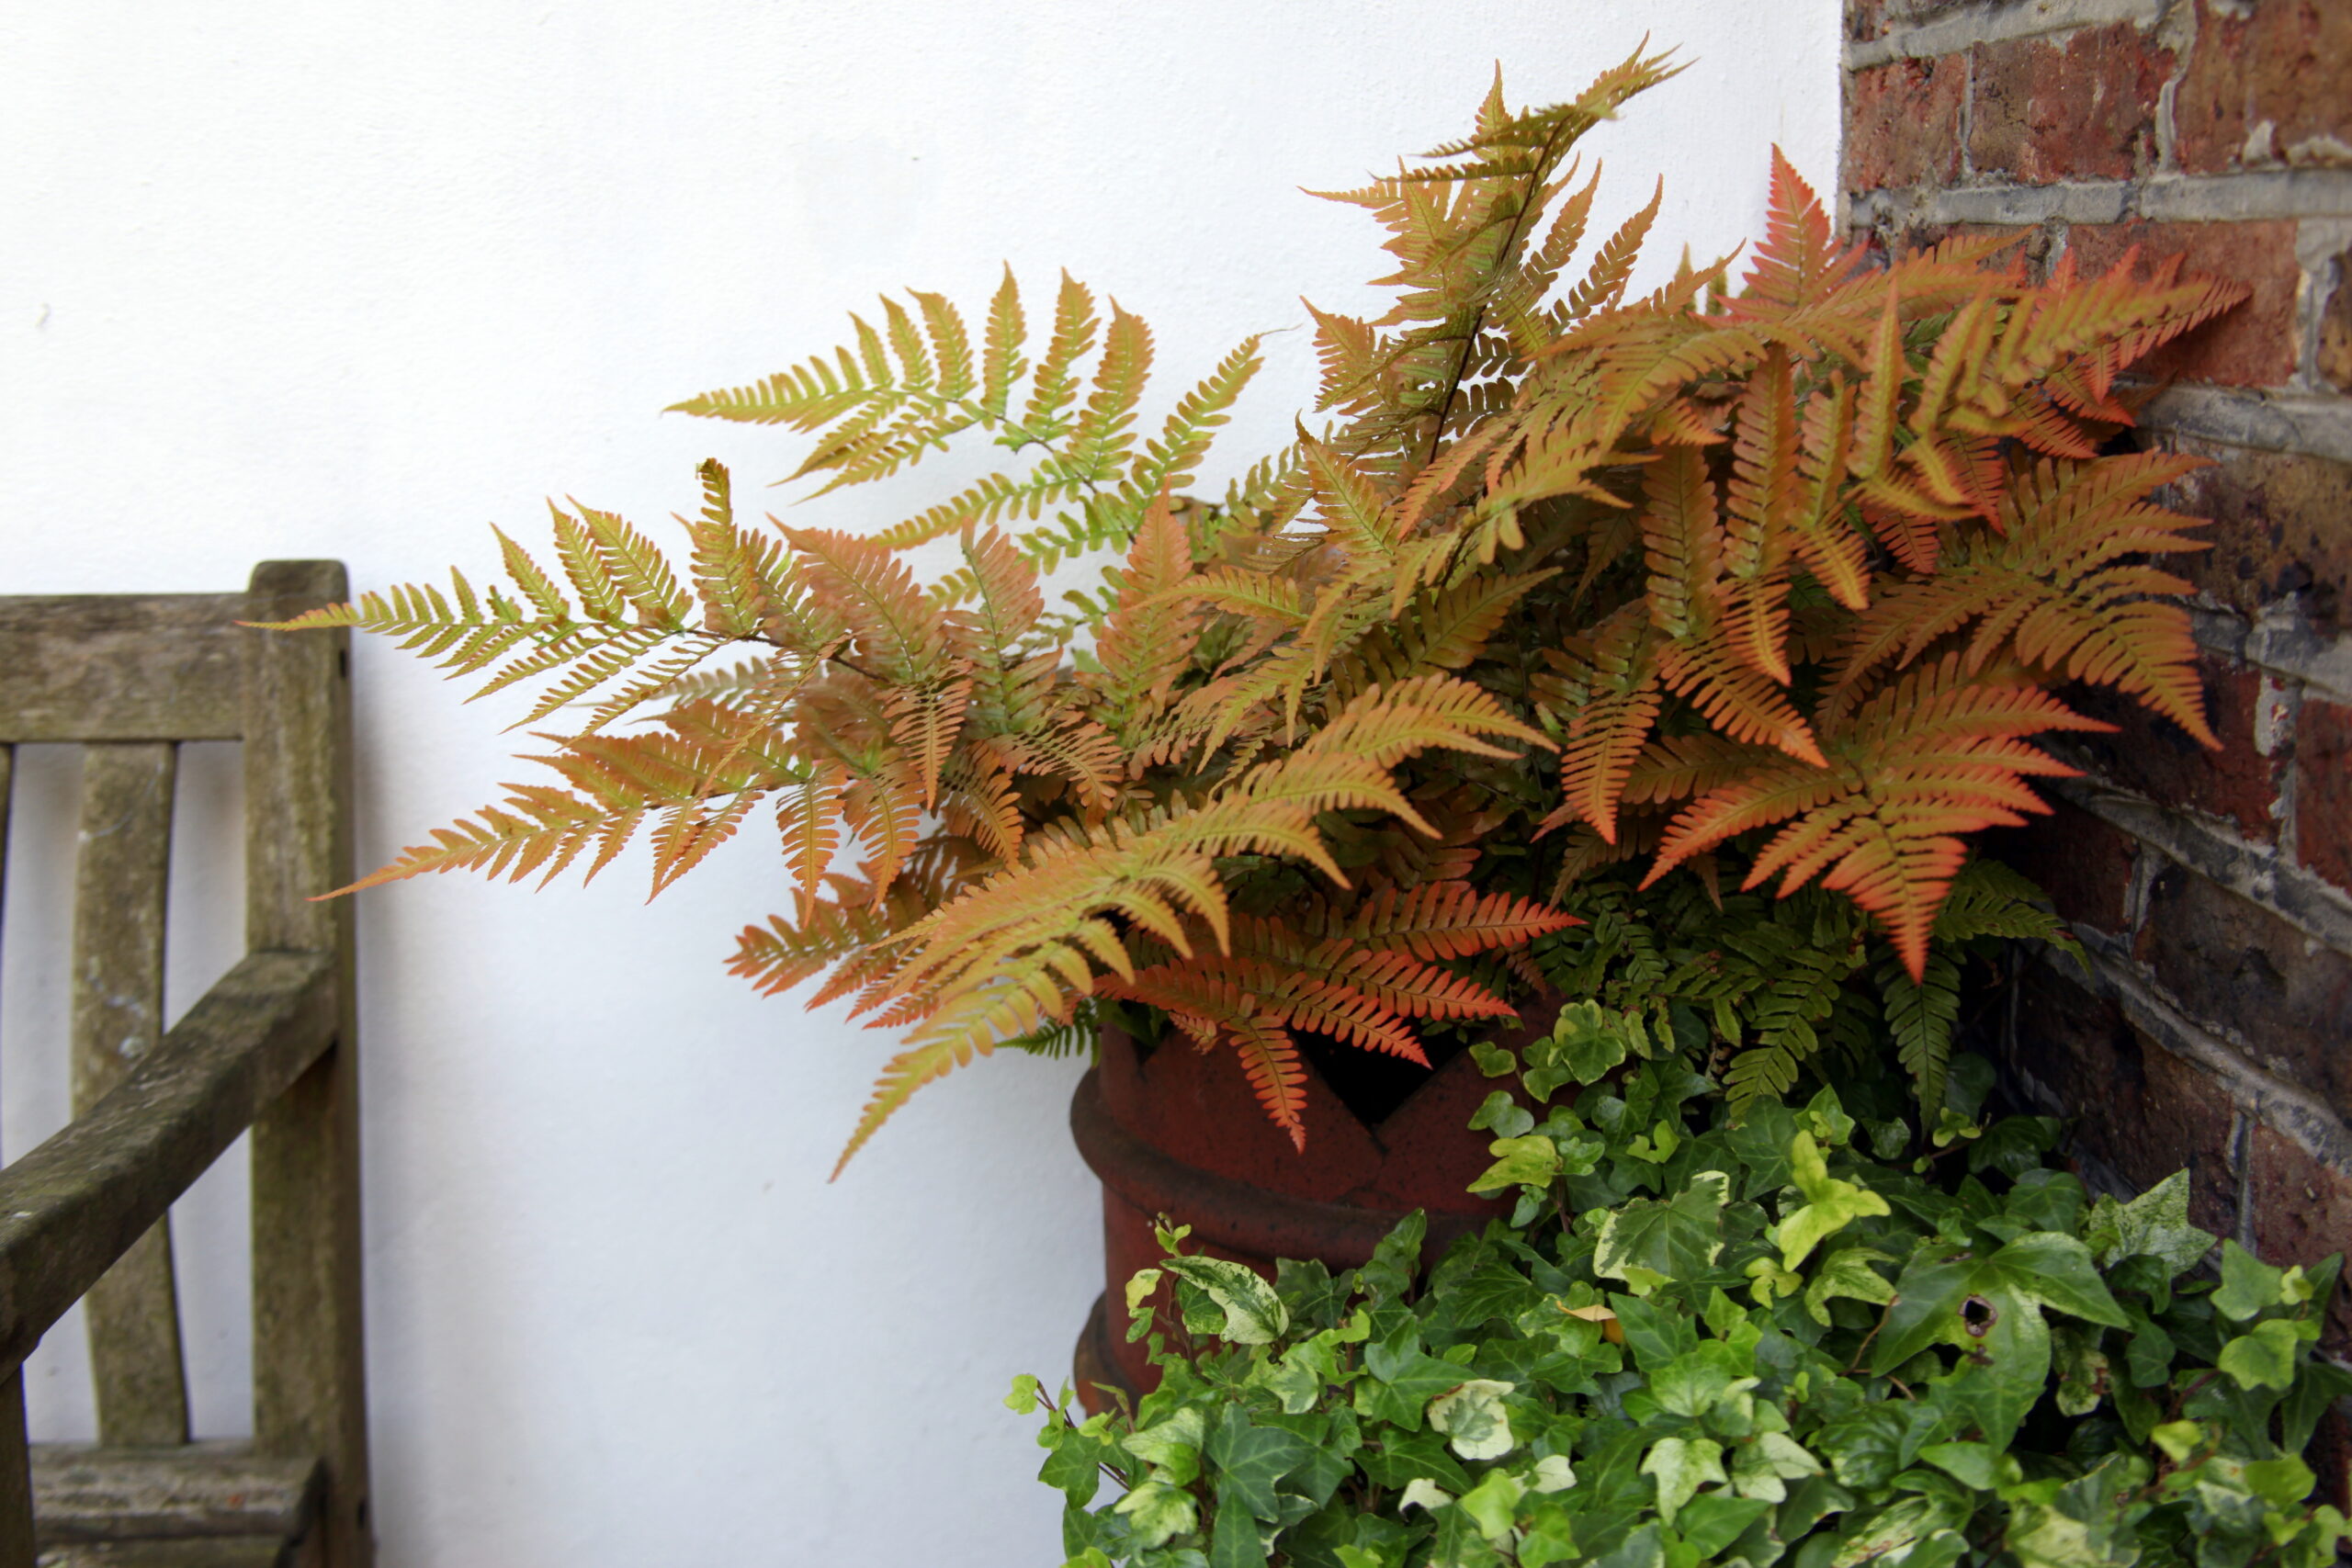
[1014,1040,2350,1568]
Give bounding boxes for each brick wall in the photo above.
[1841,0,2352,1445]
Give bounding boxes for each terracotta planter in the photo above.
[1069,1010,1554,1405]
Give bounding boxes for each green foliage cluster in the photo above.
[1516,857,2082,1113]
[1015,1047,2349,1568]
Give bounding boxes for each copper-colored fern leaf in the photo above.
[1647,657,2114,976]
[729,897,899,998]
[1231,1021,1310,1150]
[1721,346,1801,682]
[775,763,849,923]
[783,526,954,680]
[1087,491,1201,729]
[884,676,973,810]
[1545,606,1664,842]
[842,760,922,902]
[1839,452,2216,741]
[1733,148,1868,314]
[1339,880,1581,961]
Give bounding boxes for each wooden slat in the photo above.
[31,1446,317,1546]
[71,747,188,1449]
[0,599,243,746]
[0,1373,32,1568]
[238,563,368,1568]
[37,1539,300,1568]
[0,951,335,1374]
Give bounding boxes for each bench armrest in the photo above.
[0,950,336,1371]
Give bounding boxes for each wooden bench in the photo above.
[0,563,370,1568]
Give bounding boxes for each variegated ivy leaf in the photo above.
[1430,1379,1518,1461]
[1112,1479,1196,1548]
[1595,1170,1730,1286]
[1732,1432,1824,1502]
[1642,1435,1726,1526]
[1398,1478,1453,1514]
[1123,1405,1206,1479]
[1531,1453,1577,1493]
[1162,1256,1288,1345]
[2084,1170,2212,1273]
[1122,1267,1163,1321]
[2052,1325,2109,1416]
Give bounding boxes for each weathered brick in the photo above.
[2243,1122,2352,1351]
[2319,254,2352,393]
[2161,440,2352,634]
[2135,865,2352,1116]
[2295,697,2352,894]
[2011,966,2241,1233]
[2063,651,2282,841]
[2174,0,2352,175]
[1847,0,1889,45]
[2064,220,2301,387]
[1981,798,2140,933]
[1969,23,2172,183]
[1845,56,1966,192]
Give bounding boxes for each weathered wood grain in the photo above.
[0,950,334,1376]
[239,563,368,1568]
[241,566,368,1568]
[1,1374,32,1568]
[37,1540,296,1568]
[0,599,243,746]
[30,1446,317,1546]
[71,746,188,1449]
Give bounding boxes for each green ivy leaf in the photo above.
[2212,1241,2286,1321]
[2217,1318,2301,1391]
[1595,1170,1729,1286]
[1470,1091,1534,1139]
[1544,1000,1633,1088]
[1470,1134,1560,1194]
[1165,1257,1290,1345]
[1456,1470,1526,1542]
[1804,1247,1896,1326]
[1204,1404,1311,1522]
[1989,1233,2128,1328]
[1778,1133,1892,1270]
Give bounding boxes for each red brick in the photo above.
[2135,866,2352,1116]
[2009,967,2241,1234]
[2296,698,2352,894]
[1845,56,1966,192]
[2064,220,2301,387]
[2319,254,2352,393]
[2175,0,2352,175]
[1969,23,2173,182]
[2161,440,2352,634]
[1847,0,1890,45]
[2243,1122,2352,1353]
[2063,652,2283,842]
[1980,798,2140,933]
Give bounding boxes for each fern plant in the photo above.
[268,46,2240,1168]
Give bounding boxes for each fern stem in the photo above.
[1421,116,1576,470]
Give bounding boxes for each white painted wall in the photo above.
[0,5,1839,1562]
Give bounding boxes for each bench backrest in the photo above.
[0,562,368,1568]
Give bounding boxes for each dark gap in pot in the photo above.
[1294,1028,1468,1130]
